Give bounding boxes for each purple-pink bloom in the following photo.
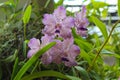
[40,34,54,48]
[61,38,80,67]
[47,40,63,64]
[42,6,74,39]
[41,38,80,67]
[27,6,88,67]
[74,6,89,37]
[53,6,66,20]
[27,38,40,58]
[40,35,55,64]
[27,35,54,59]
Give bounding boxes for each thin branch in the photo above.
[87,20,120,72]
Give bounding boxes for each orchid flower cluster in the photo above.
[27,6,89,67]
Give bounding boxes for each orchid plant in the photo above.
[0,0,120,80]
[27,6,88,67]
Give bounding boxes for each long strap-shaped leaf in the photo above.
[91,16,108,40]
[14,42,56,80]
[21,70,70,80]
[118,0,120,16]
[23,5,32,24]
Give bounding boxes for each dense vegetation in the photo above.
[0,0,120,80]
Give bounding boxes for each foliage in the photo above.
[0,0,120,80]
[118,0,120,16]
[86,0,108,17]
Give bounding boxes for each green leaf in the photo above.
[74,38,93,52]
[44,0,51,8]
[30,60,39,74]
[101,49,113,54]
[71,67,77,76]
[54,0,64,8]
[66,75,81,80]
[72,28,93,52]
[77,61,88,65]
[89,70,101,80]
[101,49,120,58]
[91,16,108,40]
[9,0,15,6]
[14,42,56,80]
[22,70,70,80]
[92,1,108,9]
[22,5,32,24]
[1,49,18,62]
[75,66,90,80]
[72,28,81,39]
[23,40,29,57]
[118,0,120,16]
[92,33,101,46]
[113,54,120,58]
[102,9,108,18]
[0,1,15,8]
[80,49,92,65]
[11,57,19,80]
[0,64,2,80]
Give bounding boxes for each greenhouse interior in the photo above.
[0,0,120,80]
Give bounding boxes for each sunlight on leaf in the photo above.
[22,5,32,24]
[54,0,64,8]
[91,16,108,40]
[92,1,108,9]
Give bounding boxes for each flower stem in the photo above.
[87,20,120,72]
[24,24,26,40]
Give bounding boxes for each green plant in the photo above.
[0,0,120,80]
